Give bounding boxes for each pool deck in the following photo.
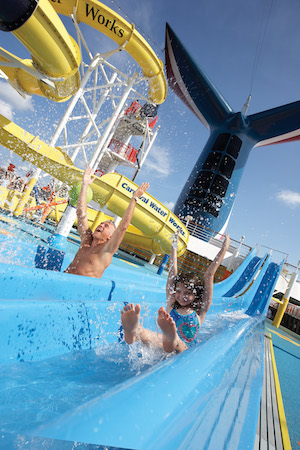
[255,333,285,450]
[257,324,299,450]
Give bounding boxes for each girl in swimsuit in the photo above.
[121,232,231,353]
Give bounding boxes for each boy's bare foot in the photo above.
[157,307,178,353]
[121,303,141,344]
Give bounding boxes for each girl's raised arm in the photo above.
[201,234,231,315]
[166,230,180,311]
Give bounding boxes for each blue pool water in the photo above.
[0,343,168,436]
[0,311,242,438]
[266,323,300,450]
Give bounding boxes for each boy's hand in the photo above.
[133,182,150,199]
[171,229,180,249]
[82,166,95,186]
[223,233,231,250]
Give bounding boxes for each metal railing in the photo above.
[255,243,289,265]
[181,218,252,260]
[108,139,138,163]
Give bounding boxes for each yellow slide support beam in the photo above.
[0,0,167,104]
[13,176,38,216]
[0,0,81,102]
[272,297,290,328]
[0,114,188,256]
[273,271,298,328]
[51,0,167,104]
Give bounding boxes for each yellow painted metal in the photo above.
[0,187,36,215]
[51,0,167,104]
[13,177,38,216]
[273,271,298,328]
[0,115,75,169]
[271,296,284,305]
[269,333,292,450]
[0,0,166,104]
[0,0,81,102]
[0,115,188,255]
[0,186,9,208]
[273,297,290,328]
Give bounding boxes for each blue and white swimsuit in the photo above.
[170,309,199,347]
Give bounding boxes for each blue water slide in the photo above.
[36,318,265,449]
[0,228,264,306]
[0,229,262,299]
[31,256,282,449]
[205,254,267,316]
[245,261,284,317]
[0,262,166,303]
[0,248,283,448]
[213,248,266,297]
[222,255,264,297]
[0,216,262,299]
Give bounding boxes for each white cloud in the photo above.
[276,189,300,208]
[0,80,33,117]
[143,145,173,178]
[164,201,175,211]
[0,99,14,120]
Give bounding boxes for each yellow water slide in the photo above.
[0,0,167,103]
[0,114,188,256]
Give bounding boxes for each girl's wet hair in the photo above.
[173,272,204,315]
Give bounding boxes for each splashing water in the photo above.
[0,340,170,436]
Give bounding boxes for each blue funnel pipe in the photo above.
[165,23,300,239]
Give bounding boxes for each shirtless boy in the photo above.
[65,167,149,278]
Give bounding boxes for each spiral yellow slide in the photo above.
[0,114,188,256]
[0,0,167,104]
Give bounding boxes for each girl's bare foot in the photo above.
[157,307,178,353]
[121,303,141,344]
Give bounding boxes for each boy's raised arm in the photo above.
[76,167,95,239]
[105,182,150,255]
[166,230,179,310]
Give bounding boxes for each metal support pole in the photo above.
[50,72,137,243]
[132,127,158,181]
[13,55,103,216]
[157,254,169,275]
[273,268,298,328]
[50,55,102,147]
[13,176,39,216]
[106,161,118,173]
[227,235,245,272]
[70,72,118,162]
[149,254,156,265]
[89,73,138,171]
[52,71,136,246]
[114,216,121,227]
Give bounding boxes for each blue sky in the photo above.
[0,0,299,266]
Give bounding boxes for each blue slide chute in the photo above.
[213,248,266,298]
[0,243,283,449]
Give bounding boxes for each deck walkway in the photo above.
[254,333,291,450]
